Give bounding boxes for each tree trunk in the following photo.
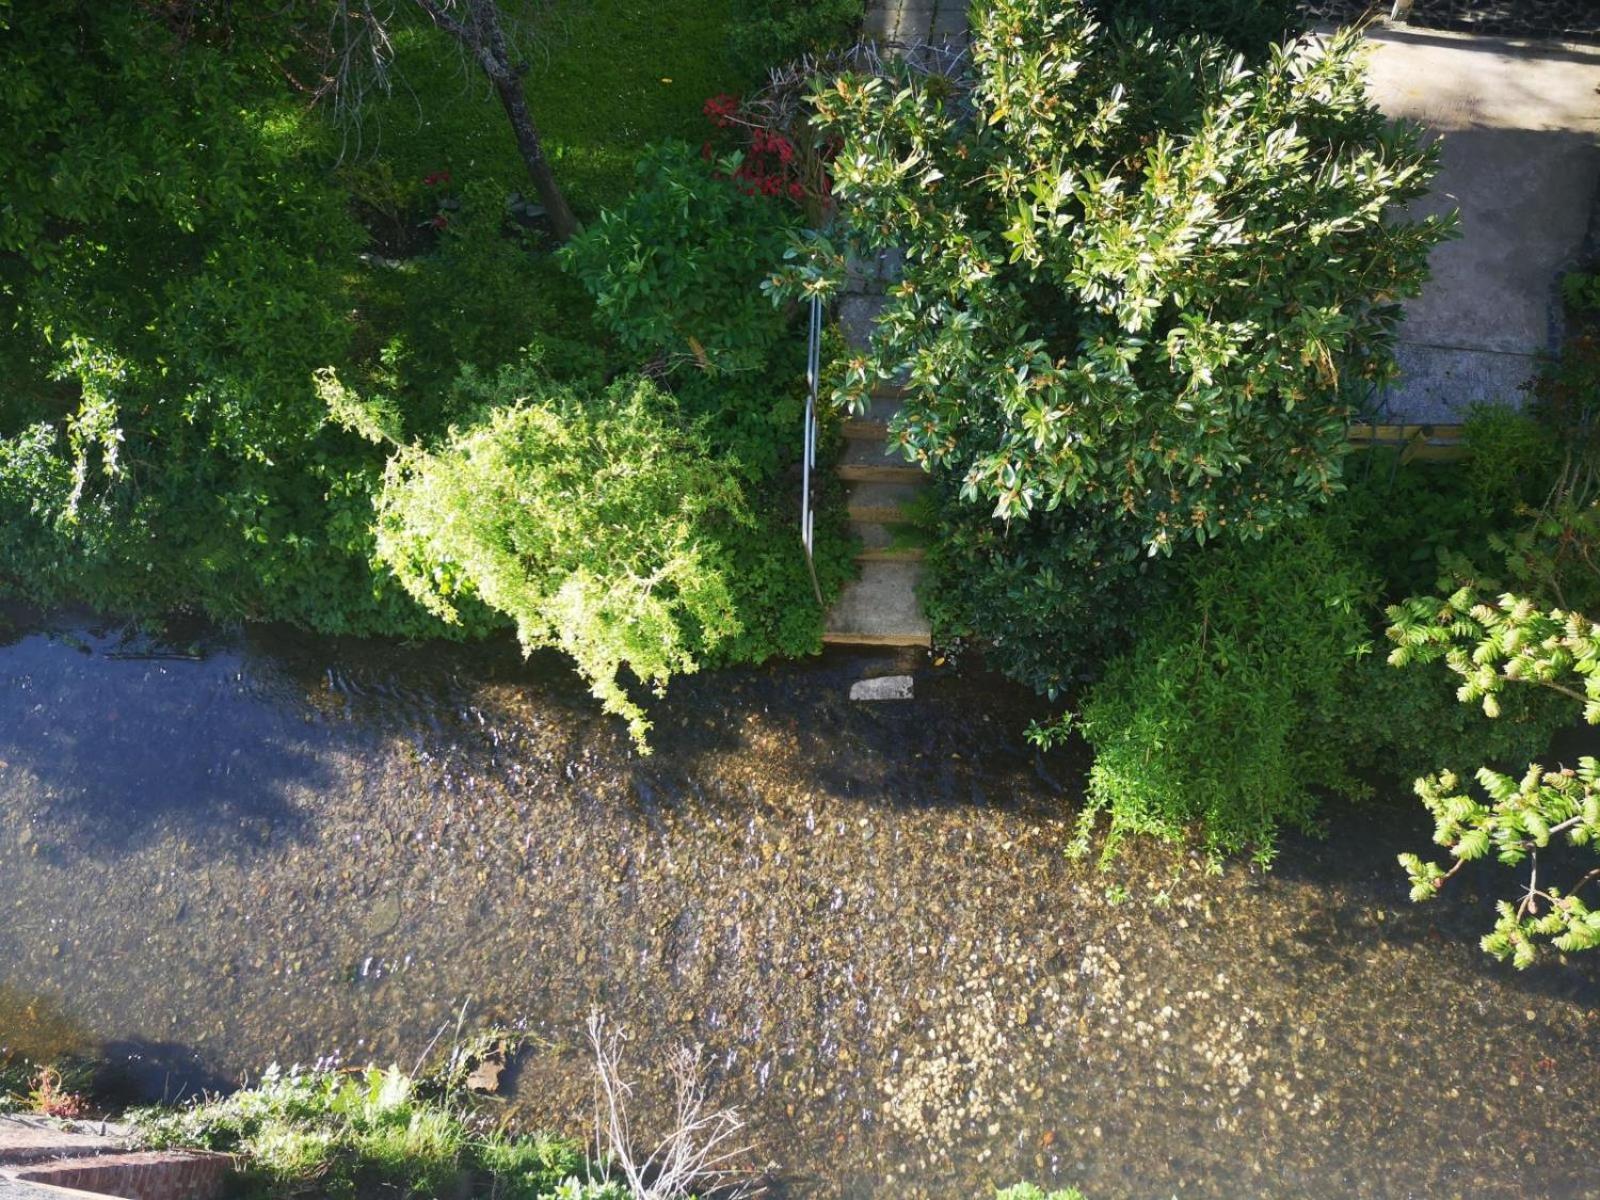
[414,0,581,243]
[488,69,580,242]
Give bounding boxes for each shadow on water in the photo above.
[1267,798,1600,1008]
[0,976,235,1111]
[0,614,332,860]
[624,646,1076,821]
[95,1037,237,1107]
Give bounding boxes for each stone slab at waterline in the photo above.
[849,674,915,701]
[1361,26,1600,422]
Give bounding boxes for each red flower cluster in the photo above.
[422,170,452,187]
[752,128,794,165]
[702,94,738,128]
[700,95,825,207]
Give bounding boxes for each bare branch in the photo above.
[586,1009,759,1200]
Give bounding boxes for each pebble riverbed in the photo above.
[1,613,1597,1198]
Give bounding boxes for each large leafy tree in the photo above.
[776,0,1451,552]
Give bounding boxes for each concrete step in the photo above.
[846,480,924,524]
[823,560,932,647]
[854,521,927,562]
[841,397,906,442]
[839,433,907,470]
[838,464,924,484]
[842,418,889,441]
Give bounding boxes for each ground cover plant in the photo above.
[139,1062,603,1200]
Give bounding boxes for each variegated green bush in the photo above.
[773,0,1450,551]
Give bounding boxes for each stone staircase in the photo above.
[822,299,933,647]
[816,3,967,648]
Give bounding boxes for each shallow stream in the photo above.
[1,612,1596,1198]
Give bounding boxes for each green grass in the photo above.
[361,0,748,219]
[133,1061,614,1200]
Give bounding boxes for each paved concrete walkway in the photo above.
[1362,26,1600,422]
[864,0,968,47]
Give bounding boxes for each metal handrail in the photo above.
[801,295,825,606]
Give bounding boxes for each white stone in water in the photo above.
[849,674,914,701]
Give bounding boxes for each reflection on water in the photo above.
[0,612,1597,1198]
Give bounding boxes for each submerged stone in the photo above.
[849,675,914,702]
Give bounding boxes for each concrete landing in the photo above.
[825,560,932,646]
[1362,26,1600,421]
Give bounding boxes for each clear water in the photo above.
[0,612,1596,1198]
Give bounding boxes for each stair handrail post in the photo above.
[802,295,825,606]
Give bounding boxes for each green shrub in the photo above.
[0,4,418,634]
[923,494,1174,695]
[1324,450,1503,604]
[356,180,611,440]
[0,3,761,640]
[1047,444,1574,864]
[776,1,1448,546]
[1460,403,1559,514]
[1560,268,1600,316]
[1072,521,1373,863]
[134,1062,611,1200]
[768,0,1449,709]
[995,1186,1088,1200]
[374,365,753,746]
[561,142,802,375]
[1340,653,1567,788]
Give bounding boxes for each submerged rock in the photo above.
[849,675,914,702]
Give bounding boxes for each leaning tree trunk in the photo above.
[487,66,580,242]
[415,0,581,243]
